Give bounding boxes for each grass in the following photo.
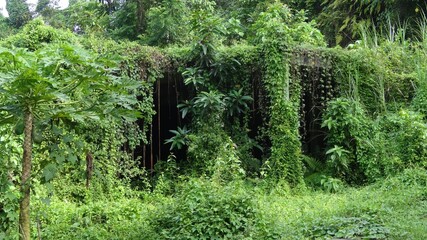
[25,168,427,239]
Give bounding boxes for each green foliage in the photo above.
[325,145,351,177]
[0,16,16,39]
[35,0,68,29]
[151,179,255,239]
[108,0,140,40]
[319,175,344,193]
[141,0,189,46]
[0,127,21,239]
[322,95,426,183]
[379,110,427,168]
[153,154,179,195]
[186,121,244,180]
[66,0,109,35]
[0,35,145,237]
[2,18,77,51]
[193,91,225,117]
[317,0,426,45]
[187,4,227,67]
[35,0,50,13]
[317,23,427,180]
[1,168,424,239]
[0,43,141,124]
[224,88,252,117]
[2,3,427,239]
[172,30,254,179]
[412,84,427,116]
[182,67,207,90]
[305,215,390,239]
[252,1,307,186]
[6,0,31,28]
[35,197,153,240]
[412,44,427,115]
[250,1,325,47]
[164,126,190,150]
[178,67,247,179]
[322,98,373,183]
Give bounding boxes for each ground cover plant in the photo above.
[1,1,427,239]
[7,168,424,239]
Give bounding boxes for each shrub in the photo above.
[385,111,427,166]
[150,179,256,239]
[2,18,77,51]
[322,98,373,183]
[36,197,155,240]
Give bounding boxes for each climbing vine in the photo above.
[252,2,304,186]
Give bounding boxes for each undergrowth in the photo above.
[19,168,427,240]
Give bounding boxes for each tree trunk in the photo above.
[157,80,161,161]
[19,110,33,240]
[86,152,93,189]
[136,0,146,35]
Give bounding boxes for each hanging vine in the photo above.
[252,2,305,186]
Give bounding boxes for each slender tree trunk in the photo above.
[157,80,161,161]
[86,152,93,189]
[19,110,33,240]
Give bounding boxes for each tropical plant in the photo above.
[325,145,350,178]
[224,88,252,117]
[177,99,195,119]
[193,91,225,117]
[0,44,141,239]
[189,8,226,67]
[2,18,77,51]
[181,67,207,90]
[251,1,307,186]
[322,98,377,183]
[317,0,426,45]
[164,126,190,150]
[65,0,109,35]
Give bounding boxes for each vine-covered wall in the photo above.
[134,37,421,186]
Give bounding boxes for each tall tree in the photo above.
[6,0,31,28]
[35,0,51,13]
[109,0,152,40]
[0,44,141,239]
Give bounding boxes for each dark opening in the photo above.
[136,72,189,174]
[299,65,335,160]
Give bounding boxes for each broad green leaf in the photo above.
[67,155,78,164]
[42,163,57,182]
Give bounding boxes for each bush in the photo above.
[322,98,427,183]
[322,98,373,183]
[150,179,256,239]
[379,110,427,169]
[37,197,155,240]
[2,18,77,50]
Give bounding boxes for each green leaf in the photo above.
[55,155,65,165]
[43,163,57,182]
[67,155,78,164]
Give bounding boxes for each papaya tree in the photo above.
[0,44,141,239]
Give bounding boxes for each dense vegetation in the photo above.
[0,0,426,239]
